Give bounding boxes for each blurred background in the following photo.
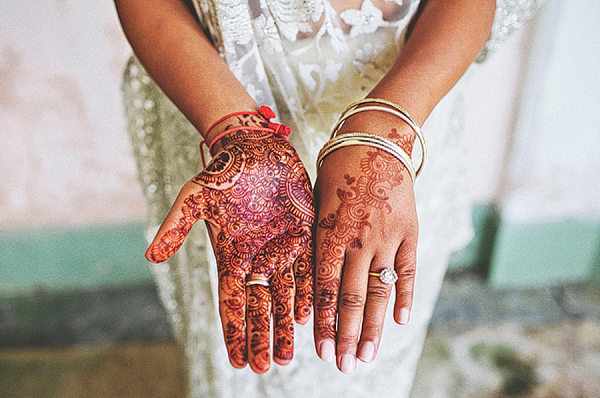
[1,1,599,397]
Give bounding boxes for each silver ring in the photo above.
[368,268,398,285]
[246,279,270,287]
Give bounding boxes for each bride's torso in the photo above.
[191,0,421,165]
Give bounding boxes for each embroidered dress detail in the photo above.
[339,0,389,38]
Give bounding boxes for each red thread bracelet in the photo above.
[199,106,291,168]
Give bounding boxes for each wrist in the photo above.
[205,111,268,154]
[203,106,291,157]
[317,98,426,179]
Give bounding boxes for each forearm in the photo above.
[114,0,258,140]
[370,0,496,124]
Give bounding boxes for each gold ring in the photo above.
[368,268,398,285]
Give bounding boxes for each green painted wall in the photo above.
[488,220,600,287]
[449,206,600,288]
[448,205,499,275]
[0,223,152,295]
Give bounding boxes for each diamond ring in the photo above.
[368,268,398,285]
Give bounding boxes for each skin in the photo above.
[314,126,417,374]
[146,114,315,373]
[115,0,315,373]
[313,0,496,373]
[115,0,496,374]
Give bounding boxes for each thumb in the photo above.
[145,180,207,263]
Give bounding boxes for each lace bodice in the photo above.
[188,0,421,186]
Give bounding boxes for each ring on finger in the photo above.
[246,279,270,287]
[368,268,398,285]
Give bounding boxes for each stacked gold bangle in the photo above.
[317,98,427,182]
[317,132,416,182]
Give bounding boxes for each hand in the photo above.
[313,119,418,374]
[146,116,315,374]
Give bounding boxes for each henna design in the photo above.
[315,129,414,341]
[246,231,302,371]
[388,127,414,155]
[293,238,314,322]
[272,266,295,362]
[147,113,315,372]
[247,284,271,372]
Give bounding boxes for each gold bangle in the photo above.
[316,132,416,183]
[330,98,427,177]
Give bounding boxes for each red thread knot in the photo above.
[268,122,291,137]
[260,106,291,137]
[259,105,276,119]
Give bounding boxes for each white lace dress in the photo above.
[122,0,544,396]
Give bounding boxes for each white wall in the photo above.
[464,28,529,206]
[500,0,600,223]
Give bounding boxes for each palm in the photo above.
[146,130,314,373]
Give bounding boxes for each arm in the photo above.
[313,0,495,373]
[115,0,315,373]
[371,0,496,122]
[114,0,257,142]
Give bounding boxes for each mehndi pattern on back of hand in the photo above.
[315,127,413,341]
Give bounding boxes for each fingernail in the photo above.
[340,354,356,374]
[358,342,375,363]
[320,340,335,362]
[399,308,410,325]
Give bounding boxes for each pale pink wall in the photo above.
[0,2,146,228]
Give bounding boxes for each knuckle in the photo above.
[339,291,365,311]
[361,321,382,336]
[315,289,337,308]
[396,249,416,267]
[367,283,390,300]
[396,285,414,300]
[398,265,416,280]
[337,334,358,346]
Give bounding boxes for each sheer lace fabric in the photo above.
[122,0,544,396]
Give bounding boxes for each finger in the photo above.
[313,217,344,363]
[293,235,313,324]
[246,231,296,369]
[272,266,295,365]
[282,158,314,324]
[214,219,289,371]
[393,237,418,325]
[335,250,370,374]
[218,264,248,369]
[357,255,395,363]
[145,181,206,263]
[246,283,272,374]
